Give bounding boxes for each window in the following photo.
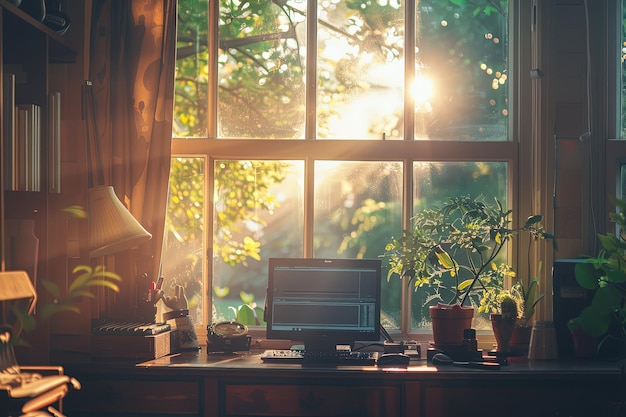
[165,0,523,336]
[613,1,626,216]
[621,0,626,139]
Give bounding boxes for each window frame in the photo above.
[607,0,626,203]
[171,0,532,345]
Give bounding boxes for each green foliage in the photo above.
[38,265,121,319]
[175,0,509,139]
[570,196,626,357]
[383,195,553,312]
[174,0,209,137]
[62,205,88,219]
[510,262,545,326]
[504,214,557,326]
[166,158,288,268]
[499,293,518,320]
[214,160,288,266]
[10,265,121,347]
[226,291,266,326]
[166,157,204,242]
[219,6,307,137]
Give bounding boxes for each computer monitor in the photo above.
[265,257,381,352]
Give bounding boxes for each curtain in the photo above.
[89,0,176,298]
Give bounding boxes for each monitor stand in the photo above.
[301,338,350,355]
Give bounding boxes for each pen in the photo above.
[452,361,501,369]
[149,281,156,302]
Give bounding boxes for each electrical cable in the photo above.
[579,0,592,143]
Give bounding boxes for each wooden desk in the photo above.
[64,349,626,417]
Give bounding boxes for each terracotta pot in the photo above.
[509,325,532,354]
[430,303,474,347]
[491,314,516,352]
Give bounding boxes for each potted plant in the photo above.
[491,293,518,353]
[568,195,626,359]
[383,195,554,347]
[507,262,549,354]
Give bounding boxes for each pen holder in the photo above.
[163,309,199,350]
[528,321,559,360]
[136,302,157,323]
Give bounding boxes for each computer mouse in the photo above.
[377,353,411,366]
[431,353,453,365]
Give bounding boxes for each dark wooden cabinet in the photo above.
[68,376,200,416]
[63,350,626,417]
[421,380,620,417]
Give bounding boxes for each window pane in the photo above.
[622,164,626,199]
[415,1,509,141]
[162,157,206,325]
[175,0,510,140]
[317,1,405,139]
[410,162,508,330]
[175,0,209,137]
[212,161,305,323]
[217,0,307,138]
[616,0,626,139]
[313,161,403,328]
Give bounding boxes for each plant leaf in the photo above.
[575,262,599,290]
[434,249,454,270]
[41,279,60,298]
[236,304,256,325]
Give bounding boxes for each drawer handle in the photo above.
[299,391,324,411]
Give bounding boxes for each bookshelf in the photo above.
[0,0,84,364]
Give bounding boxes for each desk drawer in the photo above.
[69,378,200,415]
[223,383,400,417]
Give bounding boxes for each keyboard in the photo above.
[261,349,379,366]
[92,321,171,336]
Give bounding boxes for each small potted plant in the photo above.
[568,195,626,359]
[506,261,549,354]
[490,293,517,353]
[383,195,554,347]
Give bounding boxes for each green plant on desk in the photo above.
[569,195,626,359]
[383,195,554,311]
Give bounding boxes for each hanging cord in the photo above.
[579,0,592,143]
[580,0,598,253]
[81,80,104,188]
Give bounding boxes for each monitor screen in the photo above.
[265,257,381,352]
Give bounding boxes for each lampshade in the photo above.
[0,271,37,339]
[88,185,152,257]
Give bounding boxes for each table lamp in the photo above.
[88,185,152,258]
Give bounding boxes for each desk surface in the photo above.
[64,348,626,417]
[133,348,625,381]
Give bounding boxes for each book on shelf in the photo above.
[48,91,61,193]
[2,73,47,192]
[16,103,41,192]
[3,72,16,190]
